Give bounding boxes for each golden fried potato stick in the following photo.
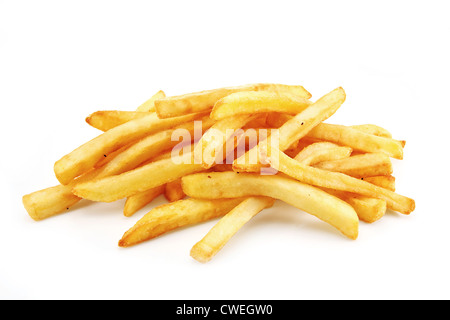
[293,142,387,222]
[119,198,245,247]
[182,172,359,240]
[362,175,395,191]
[54,111,207,185]
[324,189,387,223]
[293,141,352,166]
[86,111,151,131]
[350,124,392,138]
[313,152,393,178]
[190,196,275,263]
[306,123,404,159]
[73,149,205,202]
[22,184,81,221]
[154,83,311,119]
[259,145,414,214]
[86,90,167,131]
[233,87,347,172]
[193,114,259,169]
[123,185,165,217]
[164,179,186,202]
[210,91,311,120]
[135,90,166,112]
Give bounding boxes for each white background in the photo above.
[1,0,449,300]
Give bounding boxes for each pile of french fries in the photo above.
[23,83,415,263]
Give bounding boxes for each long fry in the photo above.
[210,91,311,120]
[182,172,359,240]
[263,145,415,214]
[191,196,275,263]
[73,150,204,202]
[154,83,311,119]
[123,185,165,217]
[54,111,207,185]
[119,198,244,247]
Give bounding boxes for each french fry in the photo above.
[191,196,275,263]
[22,184,81,221]
[164,179,185,202]
[313,153,393,178]
[233,87,347,172]
[86,111,150,131]
[306,123,404,159]
[324,189,387,223]
[154,83,311,119]
[118,198,245,247]
[193,114,259,168]
[260,145,414,214]
[123,185,165,217]
[135,90,166,112]
[210,91,311,120]
[54,111,207,185]
[350,124,392,138]
[294,141,352,166]
[182,172,359,240]
[362,175,395,191]
[73,150,205,202]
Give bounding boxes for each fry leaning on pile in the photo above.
[22,83,415,263]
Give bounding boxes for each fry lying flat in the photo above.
[181,172,359,240]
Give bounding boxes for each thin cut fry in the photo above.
[193,114,259,168]
[210,91,311,120]
[294,141,352,166]
[306,123,404,159]
[324,189,387,223]
[261,145,414,214]
[86,111,150,131]
[22,185,81,221]
[182,172,359,240]
[119,198,244,247]
[123,185,165,217]
[54,112,206,185]
[154,83,311,119]
[191,196,275,263]
[164,179,185,202]
[135,90,166,112]
[350,124,392,138]
[362,175,395,191]
[234,87,347,172]
[73,150,204,202]
[313,153,393,178]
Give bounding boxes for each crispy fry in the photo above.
[260,145,414,214]
[182,172,359,240]
[293,142,387,222]
[306,123,404,159]
[350,124,392,138]
[313,153,393,178]
[164,179,185,202]
[86,111,150,131]
[191,197,275,263]
[210,91,311,120]
[193,114,259,168]
[73,150,205,202]
[233,87,347,172]
[123,185,165,217]
[135,90,166,112]
[22,184,81,221]
[324,189,387,223]
[154,83,311,119]
[54,112,207,185]
[294,141,352,166]
[119,198,244,247]
[362,175,395,191]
